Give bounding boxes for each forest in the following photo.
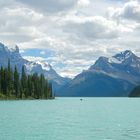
[0,60,54,100]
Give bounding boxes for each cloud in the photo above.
[108,0,140,22]
[0,0,140,77]
[19,49,25,53]
[0,7,44,44]
[40,51,46,55]
[23,56,46,62]
[77,0,90,7]
[16,0,78,14]
[0,0,15,8]
[61,15,133,40]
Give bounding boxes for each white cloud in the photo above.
[0,0,14,8]
[16,0,78,14]
[0,0,140,77]
[61,15,133,40]
[0,7,44,44]
[19,49,25,53]
[40,51,46,55]
[23,56,46,62]
[78,0,90,7]
[108,0,140,22]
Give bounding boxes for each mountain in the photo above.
[58,50,140,97]
[0,42,70,91]
[129,85,140,97]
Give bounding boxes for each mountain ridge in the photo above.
[0,42,70,91]
[1,42,140,97]
[58,50,140,97]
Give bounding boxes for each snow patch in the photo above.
[108,57,122,64]
[36,61,51,71]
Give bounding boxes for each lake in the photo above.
[0,98,140,140]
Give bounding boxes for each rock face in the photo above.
[58,50,140,97]
[0,42,70,91]
[129,86,140,97]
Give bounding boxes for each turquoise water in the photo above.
[0,98,140,140]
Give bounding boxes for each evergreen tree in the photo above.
[0,66,4,94]
[32,73,40,99]
[0,67,2,93]
[20,66,27,98]
[40,74,45,98]
[27,75,32,97]
[0,60,54,99]
[48,83,53,98]
[3,68,8,95]
[14,66,19,97]
[7,59,13,95]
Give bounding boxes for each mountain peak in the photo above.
[123,50,133,55]
[89,50,140,72]
[113,50,135,62]
[10,45,20,53]
[59,50,140,97]
[89,56,109,70]
[36,61,52,71]
[15,45,19,53]
[0,41,70,92]
[0,42,6,49]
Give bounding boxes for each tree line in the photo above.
[0,60,54,99]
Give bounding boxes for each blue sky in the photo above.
[0,0,140,77]
[21,49,54,59]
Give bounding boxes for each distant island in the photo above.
[0,60,54,100]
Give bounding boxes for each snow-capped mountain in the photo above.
[90,50,140,84]
[0,42,70,91]
[58,50,140,97]
[0,43,27,71]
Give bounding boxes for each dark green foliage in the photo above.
[0,60,54,100]
[14,66,19,97]
[20,66,27,98]
[129,85,140,97]
[7,59,14,96]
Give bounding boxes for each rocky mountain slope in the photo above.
[0,42,70,91]
[58,50,140,97]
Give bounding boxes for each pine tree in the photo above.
[32,73,40,99]
[3,68,8,96]
[0,67,2,94]
[7,59,12,96]
[0,67,4,94]
[14,66,19,97]
[20,65,27,98]
[40,74,45,98]
[0,62,54,99]
[48,83,53,98]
